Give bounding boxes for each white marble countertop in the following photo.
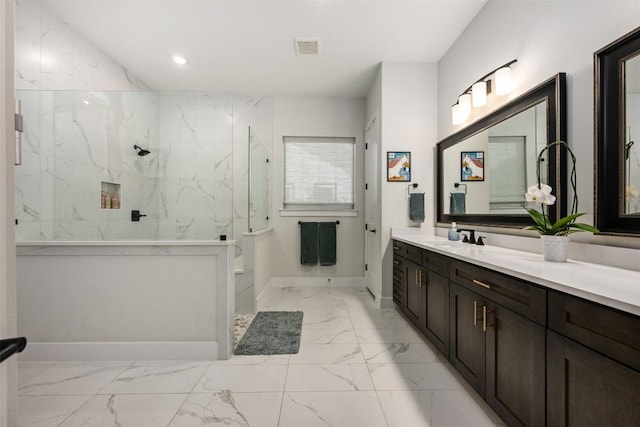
[392,228,640,316]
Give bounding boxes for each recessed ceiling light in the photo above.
[83,100,90,105]
[172,56,188,65]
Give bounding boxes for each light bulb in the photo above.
[472,81,487,107]
[458,93,472,118]
[452,104,463,125]
[494,66,513,96]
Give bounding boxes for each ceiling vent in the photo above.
[294,37,321,55]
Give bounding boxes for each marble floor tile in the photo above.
[360,342,441,364]
[210,354,290,366]
[348,309,410,329]
[289,343,365,364]
[169,391,283,427]
[14,284,506,426]
[377,390,433,427]
[431,389,501,427]
[355,327,426,343]
[18,365,128,396]
[98,362,210,394]
[285,364,374,391]
[193,365,288,393]
[302,315,354,329]
[57,393,187,427]
[279,391,387,427]
[18,395,92,427]
[18,363,56,388]
[368,362,463,391]
[300,328,359,344]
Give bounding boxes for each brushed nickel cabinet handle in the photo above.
[473,279,491,289]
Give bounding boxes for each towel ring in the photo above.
[453,182,467,194]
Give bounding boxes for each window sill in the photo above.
[280,210,358,217]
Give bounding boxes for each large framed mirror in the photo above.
[595,26,640,236]
[437,73,567,227]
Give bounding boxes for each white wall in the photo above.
[271,95,365,280]
[1,2,17,425]
[437,0,640,256]
[378,63,439,301]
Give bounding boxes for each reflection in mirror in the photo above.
[625,54,640,215]
[437,73,566,228]
[595,26,640,235]
[443,102,548,214]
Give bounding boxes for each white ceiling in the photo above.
[38,0,487,97]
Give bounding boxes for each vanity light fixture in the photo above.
[451,59,517,125]
[172,56,188,65]
[451,103,464,125]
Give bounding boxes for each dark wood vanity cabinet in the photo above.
[547,291,640,426]
[449,262,546,427]
[392,241,449,356]
[391,239,640,427]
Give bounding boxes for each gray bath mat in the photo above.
[234,311,304,355]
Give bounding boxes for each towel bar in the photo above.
[298,220,339,225]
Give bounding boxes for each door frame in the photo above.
[364,111,380,302]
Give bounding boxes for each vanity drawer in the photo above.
[422,250,449,277]
[450,260,546,325]
[548,291,640,372]
[392,240,423,264]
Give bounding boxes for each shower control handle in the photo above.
[131,210,147,222]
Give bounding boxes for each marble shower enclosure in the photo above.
[15,90,236,241]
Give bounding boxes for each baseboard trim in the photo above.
[270,276,366,288]
[19,341,219,361]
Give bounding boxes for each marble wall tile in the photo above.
[17,87,270,241]
[15,0,150,91]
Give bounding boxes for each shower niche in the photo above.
[100,181,121,210]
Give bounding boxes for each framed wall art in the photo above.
[461,151,484,181]
[387,151,411,182]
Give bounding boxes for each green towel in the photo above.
[318,222,337,266]
[300,222,319,265]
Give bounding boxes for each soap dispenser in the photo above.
[448,222,460,241]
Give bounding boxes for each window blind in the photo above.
[283,136,355,210]
[489,136,526,209]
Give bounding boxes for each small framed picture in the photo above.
[461,151,484,181]
[387,151,411,182]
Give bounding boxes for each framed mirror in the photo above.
[595,26,640,235]
[437,73,567,227]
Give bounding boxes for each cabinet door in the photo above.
[547,330,640,427]
[449,282,485,394]
[404,262,426,326]
[485,302,545,427]
[424,270,449,357]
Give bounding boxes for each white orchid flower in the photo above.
[525,183,556,205]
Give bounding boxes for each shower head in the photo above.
[133,144,151,156]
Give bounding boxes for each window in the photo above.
[283,136,355,211]
[488,135,526,210]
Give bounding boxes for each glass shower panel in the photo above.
[249,127,269,232]
[15,90,234,241]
